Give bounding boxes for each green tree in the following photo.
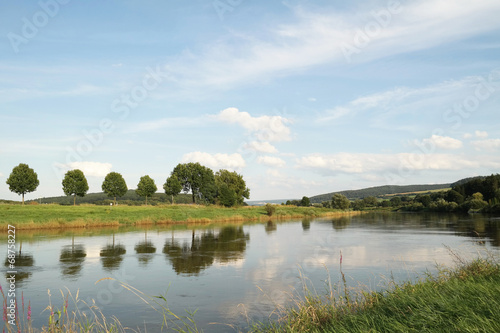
[390,196,402,207]
[445,190,464,204]
[416,194,432,208]
[264,203,276,216]
[6,163,40,205]
[171,163,216,204]
[217,183,236,207]
[62,169,89,206]
[363,196,378,207]
[300,196,311,207]
[136,175,157,205]
[164,175,182,204]
[332,194,350,210]
[101,172,128,205]
[215,169,250,206]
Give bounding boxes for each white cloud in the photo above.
[243,141,278,154]
[257,156,286,168]
[166,1,500,89]
[181,152,246,171]
[471,139,500,151]
[216,107,291,142]
[415,135,463,150]
[0,172,3,178]
[57,161,113,177]
[463,133,473,139]
[475,130,489,138]
[296,152,500,175]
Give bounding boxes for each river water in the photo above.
[1,212,499,332]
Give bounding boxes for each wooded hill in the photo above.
[310,183,452,203]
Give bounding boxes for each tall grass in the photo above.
[0,204,361,230]
[250,250,500,333]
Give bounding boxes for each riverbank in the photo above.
[0,204,359,230]
[251,252,500,333]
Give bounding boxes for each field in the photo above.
[0,204,357,230]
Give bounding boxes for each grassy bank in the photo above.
[0,204,357,230]
[251,252,500,333]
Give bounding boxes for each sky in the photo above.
[1,0,500,202]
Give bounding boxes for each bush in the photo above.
[264,203,276,216]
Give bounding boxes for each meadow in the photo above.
[0,203,356,230]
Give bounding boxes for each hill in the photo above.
[310,183,452,203]
[28,190,194,205]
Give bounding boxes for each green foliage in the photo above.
[390,196,401,206]
[6,163,40,204]
[215,169,250,206]
[264,203,276,216]
[351,199,365,211]
[415,194,432,207]
[136,175,157,205]
[101,172,128,205]
[310,183,451,203]
[217,183,237,207]
[163,175,182,204]
[362,196,378,206]
[62,169,89,205]
[300,196,311,207]
[332,194,350,210]
[172,162,216,204]
[445,189,464,204]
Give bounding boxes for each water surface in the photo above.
[1,212,499,332]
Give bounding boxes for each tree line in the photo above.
[322,174,500,214]
[4,162,250,207]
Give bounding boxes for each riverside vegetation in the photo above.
[2,250,499,332]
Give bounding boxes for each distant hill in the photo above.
[309,183,452,203]
[28,190,193,205]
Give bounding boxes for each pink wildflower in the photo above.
[27,301,31,321]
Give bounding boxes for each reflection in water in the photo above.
[332,216,351,230]
[265,221,277,234]
[163,226,249,275]
[4,246,34,286]
[100,234,126,272]
[135,231,157,266]
[301,218,311,231]
[60,238,86,278]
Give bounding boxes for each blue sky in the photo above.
[1,0,500,201]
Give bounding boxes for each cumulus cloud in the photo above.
[181,152,246,170]
[296,153,500,175]
[243,141,278,154]
[216,107,292,142]
[471,139,500,151]
[415,135,463,150]
[475,130,489,138]
[57,161,113,177]
[257,156,286,168]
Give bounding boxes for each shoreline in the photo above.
[0,204,362,230]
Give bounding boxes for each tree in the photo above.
[62,169,89,206]
[415,194,432,208]
[390,196,402,207]
[332,194,350,210]
[136,175,157,205]
[217,183,236,207]
[101,172,128,205]
[300,196,311,207]
[362,196,378,207]
[164,175,182,204]
[6,163,39,204]
[445,190,464,204]
[215,169,250,206]
[171,163,216,204]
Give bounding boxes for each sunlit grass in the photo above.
[0,204,359,230]
[250,249,500,333]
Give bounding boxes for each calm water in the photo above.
[2,212,499,332]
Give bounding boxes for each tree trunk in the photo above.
[171,195,174,204]
[73,194,76,206]
[192,192,196,204]
[22,193,25,205]
[114,196,116,206]
[145,196,148,206]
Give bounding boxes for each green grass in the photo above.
[0,204,356,229]
[251,251,500,333]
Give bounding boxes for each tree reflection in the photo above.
[332,216,351,230]
[265,221,277,234]
[60,236,86,278]
[100,234,126,272]
[302,218,312,231]
[135,230,156,266]
[4,242,34,286]
[163,226,249,275]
